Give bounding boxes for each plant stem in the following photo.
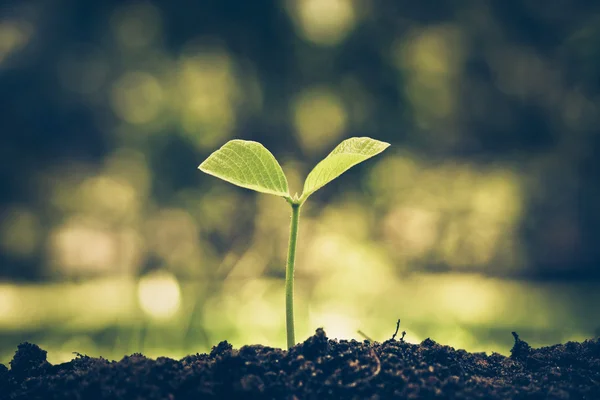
[285,202,301,349]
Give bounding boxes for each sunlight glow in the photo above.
[0,278,135,332]
[138,271,181,320]
[0,285,18,323]
[237,280,281,329]
[49,218,118,275]
[202,278,286,347]
[369,155,523,272]
[41,155,147,276]
[436,278,496,323]
[309,306,359,340]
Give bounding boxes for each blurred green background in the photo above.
[1,0,600,364]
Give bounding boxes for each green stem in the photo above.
[285,202,301,349]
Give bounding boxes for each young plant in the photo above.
[198,137,390,348]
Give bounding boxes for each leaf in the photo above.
[199,140,290,198]
[300,137,390,202]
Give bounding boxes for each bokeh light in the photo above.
[293,86,347,152]
[0,20,33,65]
[49,217,120,275]
[138,270,181,320]
[110,2,163,49]
[286,0,359,46]
[369,154,523,272]
[0,285,18,325]
[0,206,40,258]
[392,24,464,143]
[111,71,164,125]
[176,45,240,149]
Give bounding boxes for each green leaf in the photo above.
[300,137,390,202]
[199,140,290,198]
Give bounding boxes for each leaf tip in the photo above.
[374,138,391,149]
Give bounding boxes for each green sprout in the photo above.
[198,137,390,348]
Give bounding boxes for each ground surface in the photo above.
[1,329,599,399]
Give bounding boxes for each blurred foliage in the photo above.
[1,0,600,361]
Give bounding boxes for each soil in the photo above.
[1,328,599,399]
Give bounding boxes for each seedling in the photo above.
[198,137,390,348]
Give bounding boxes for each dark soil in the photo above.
[1,329,599,399]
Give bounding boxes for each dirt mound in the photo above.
[1,328,599,399]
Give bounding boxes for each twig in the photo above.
[357,329,373,342]
[391,319,401,340]
[391,319,406,342]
